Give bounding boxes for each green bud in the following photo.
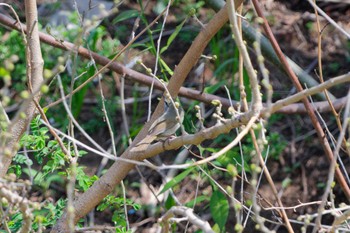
[4,60,14,71]
[226,186,232,194]
[235,223,243,232]
[234,202,242,211]
[43,69,53,79]
[227,164,238,177]
[20,112,27,119]
[58,56,65,64]
[4,148,12,158]
[188,8,196,17]
[3,75,11,86]
[35,215,44,223]
[1,197,8,207]
[20,90,30,99]
[211,99,221,106]
[58,65,65,73]
[251,179,257,186]
[2,96,10,106]
[245,199,252,207]
[41,85,49,93]
[256,17,264,24]
[331,181,336,188]
[67,206,75,214]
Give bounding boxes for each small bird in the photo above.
[132,99,184,151]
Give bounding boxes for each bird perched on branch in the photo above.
[132,98,184,151]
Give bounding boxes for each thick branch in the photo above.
[0,0,44,177]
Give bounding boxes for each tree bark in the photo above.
[0,0,44,177]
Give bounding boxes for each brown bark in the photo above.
[0,0,44,177]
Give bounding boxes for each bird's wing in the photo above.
[148,120,167,136]
[132,135,158,152]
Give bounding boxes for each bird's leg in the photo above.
[159,135,177,150]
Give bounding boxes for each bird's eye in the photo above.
[164,100,170,110]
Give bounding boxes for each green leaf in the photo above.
[35,136,46,150]
[184,195,209,207]
[213,58,235,77]
[210,190,229,231]
[212,223,221,233]
[160,18,186,54]
[164,195,176,210]
[71,65,96,117]
[159,167,195,194]
[47,140,57,148]
[113,10,140,24]
[13,154,33,165]
[39,126,49,135]
[74,167,99,191]
[8,165,22,177]
[204,80,226,94]
[0,66,10,76]
[159,58,173,76]
[282,177,292,189]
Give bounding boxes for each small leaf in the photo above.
[78,150,88,157]
[159,167,195,194]
[113,10,140,24]
[282,177,292,188]
[204,80,226,94]
[165,195,176,210]
[210,190,229,231]
[0,66,10,76]
[184,195,209,207]
[160,18,187,54]
[159,58,173,76]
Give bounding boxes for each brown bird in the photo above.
[132,99,184,151]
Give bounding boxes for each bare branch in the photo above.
[159,206,214,233]
[0,0,44,177]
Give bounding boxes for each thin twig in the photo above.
[148,0,173,121]
[159,206,214,233]
[268,73,350,115]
